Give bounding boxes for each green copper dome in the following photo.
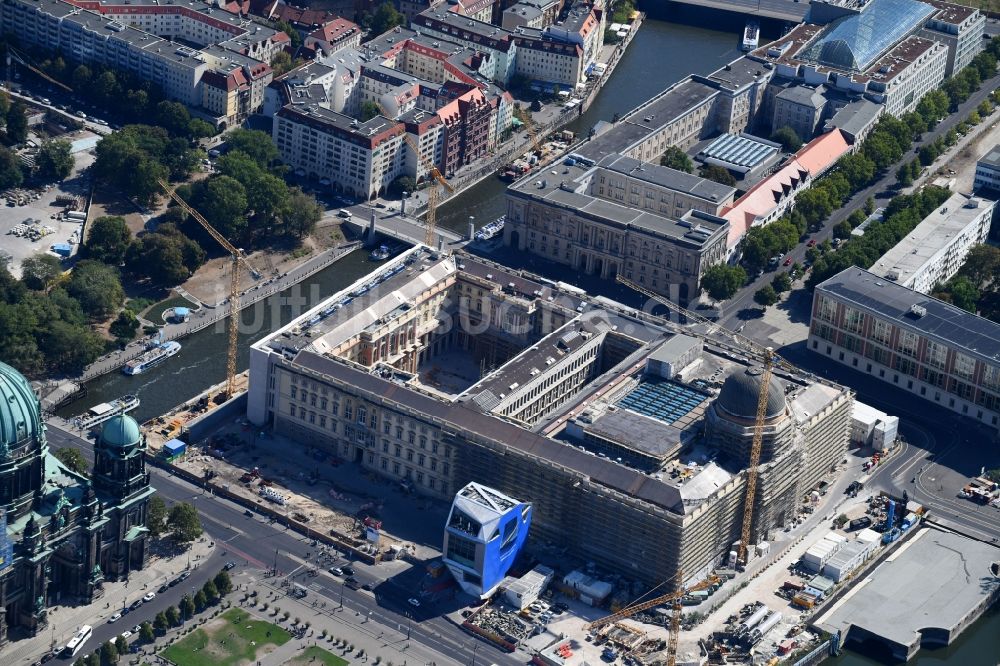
[0,361,43,449]
[100,414,142,448]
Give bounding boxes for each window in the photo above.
[926,340,947,369]
[872,320,892,346]
[897,331,918,357]
[955,353,976,380]
[844,307,863,334]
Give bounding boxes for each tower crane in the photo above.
[158,179,262,398]
[373,101,454,246]
[6,45,73,93]
[614,274,798,566]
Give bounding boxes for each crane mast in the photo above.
[159,180,261,398]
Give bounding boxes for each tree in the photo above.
[155,101,193,138]
[203,579,219,603]
[896,161,914,187]
[109,309,139,342]
[359,100,380,122]
[833,221,853,240]
[66,260,124,320]
[86,652,100,666]
[388,175,416,198]
[770,126,802,152]
[193,589,208,611]
[270,51,295,77]
[273,19,303,49]
[148,496,168,537]
[225,129,279,167]
[0,145,23,189]
[659,146,693,173]
[700,264,746,301]
[771,272,792,293]
[100,640,118,665]
[362,1,405,35]
[700,164,735,187]
[92,71,120,107]
[114,635,127,656]
[214,570,233,596]
[281,188,322,238]
[165,605,181,627]
[153,611,169,633]
[180,594,196,620]
[958,244,1000,288]
[947,276,980,312]
[837,153,875,192]
[35,140,74,181]
[54,447,89,475]
[167,502,203,543]
[139,621,155,643]
[754,284,778,308]
[196,176,248,240]
[86,216,132,265]
[5,101,28,145]
[20,254,63,290]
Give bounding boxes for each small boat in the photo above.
[72,394,140,429]
[122,341,181,376]
[370,244,391,261]
[741,20,759,52]
[476,216,506,241]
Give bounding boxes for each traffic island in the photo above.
[160,608,291,666]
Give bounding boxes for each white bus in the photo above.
[61,624,93,658]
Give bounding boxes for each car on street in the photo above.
[224,561,236,570]
[120,631,132,640]
[142,592,156,602]
[132,625,141,634]
[129,599,143,610]
[342,566,355,576]
[108,613,122,624]
[244,510,254,517]
[408,598,421,607]
[783,256,793,266]
[158,584,169,594]
[344,577,361,590]
[807,239,817,247]
[362,583,374,591]
[328,567,344,576]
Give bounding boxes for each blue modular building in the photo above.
[442,482,532,598]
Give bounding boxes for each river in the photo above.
[54,16,999,663]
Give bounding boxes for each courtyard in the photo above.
[160,608,291,666]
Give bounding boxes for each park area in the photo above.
[160,608,291,666]
[287,645,349,666]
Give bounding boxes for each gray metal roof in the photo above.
[978,144,1000,169]
[699,134,781,170]
[816,267,1000,366]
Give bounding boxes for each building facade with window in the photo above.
[504,153,734,305]
[810,267,1000,430]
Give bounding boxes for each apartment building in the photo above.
[811,267,1000,430]
[448,0,494,23]
[304,17,363,56]
[0,0,282,125]
[273,105,406,199]
[411,10,518,85]
[974,144,1000,193]
[436,84,493,175]
[505,153,734,304]
[920,0,986,76]
[869,192,995,293]
[502,0,564,30]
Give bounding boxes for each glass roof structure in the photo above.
[800,0,935,72]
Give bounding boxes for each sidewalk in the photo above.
[4,538,215,665]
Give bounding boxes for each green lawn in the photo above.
[160,608,291,666]
[287,645,349,666]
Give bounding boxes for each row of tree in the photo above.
[147,496,204,543]
[805,186,952,288]
[70,569,232,666]
[933,245,1000,320]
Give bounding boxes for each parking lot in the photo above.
[0,131,97,277]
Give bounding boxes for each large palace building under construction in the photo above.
[247,246,853,584]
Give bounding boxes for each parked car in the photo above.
[328,567,344,576]
[142,592,156,603]
[224,561,237,571]
[342,566,355,576]
[108,613,122,624]
[783,256,793,266]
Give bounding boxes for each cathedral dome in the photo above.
[716,366,785,421]
[0,361,43,449]
[100,414,142,448]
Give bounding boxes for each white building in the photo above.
[870,192,994,293]
[865,37,949,118]
[974,144,1000,192]
[502,564,554,610]
[851,401,899,451]
[919,0,987,77]
[822,539,875,582]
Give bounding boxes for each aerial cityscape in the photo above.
[0,0,998,664]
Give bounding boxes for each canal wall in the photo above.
[75,241,362,383]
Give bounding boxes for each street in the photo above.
[719,69,1000,328]
[46,424,520,666]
